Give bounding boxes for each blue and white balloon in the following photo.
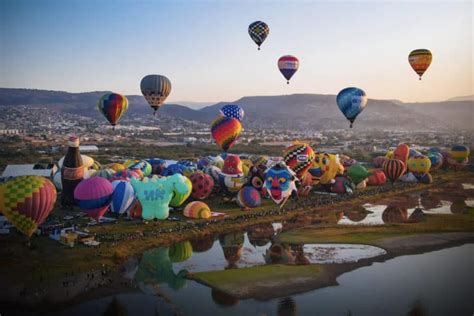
[336,87,368,128]
[220,104,245,121]
[111,180,136,215]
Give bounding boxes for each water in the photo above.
[50,244,474,316]
[338,182,474,225]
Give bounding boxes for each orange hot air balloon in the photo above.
[0,176,57,237]
[408,49,432,80]
[393,144,410,164]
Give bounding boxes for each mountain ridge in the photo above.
[0,88,472,131]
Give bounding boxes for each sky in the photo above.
[0,0,472,103]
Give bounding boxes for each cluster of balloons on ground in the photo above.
[0,140,468,238]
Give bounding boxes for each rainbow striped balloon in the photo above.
[0,176,57,237]
[183,201,211,219]
[97,93,128,126]
[211,117,242,152]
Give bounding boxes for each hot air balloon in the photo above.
[394,144,410,164]
[74,177,113,220]
[236,186,262,209]
[189,172,214,200]
[140,74,172,114]
[248,21,269,50]
[336,87,368,128]
[0,176,57,237]
[407,155,431,179]
[382,159,406,183]
[220,104,244,121]
[278,55,299,84]
[451,145,470,163]
[408,49,432,80]
[211,117,242,152]
[111,180,136,215]
[283,141,315,180]
[183,201,211,219]
[97,93,128,127]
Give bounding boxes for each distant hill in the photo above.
[0,88,472,131]
[447,95,474,102]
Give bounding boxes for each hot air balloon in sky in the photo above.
[0,176,57,237]
[278,55,299,84]
[220,104,244,121]
[248,21,269,50]
[97,93,128,127]
[408,49,432,80]
[211,116,242,152]
[140,75,172,115]
[336,87,368,128]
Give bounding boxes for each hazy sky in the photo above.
[1,0,472,103]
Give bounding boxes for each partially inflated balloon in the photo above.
[407,155,431,178]
[128,160,152,177]
[278,55,299,84]
[283,141,315,180]
[183,201,211,219]
[367,170,387,186]
[394,144,410,164]
[220,104,244,121]
[189,172,214,200]
[336,87,368,128]
[408,49,432,80]
[140,75,172,114]
[383,159,406,183]
[130,174,190,220]
[97,93,128,126]
[236,186,262,209]
[347,164,370,185]
[74,177,113,220]
[169,174,192,207]
[111,180,135,215]
[427,151,443,172]
[211,117,242,152]
[451,145,470,163]
[0,176,57,237]
[248,21,269,50]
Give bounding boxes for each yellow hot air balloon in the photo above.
[408,49,432,80]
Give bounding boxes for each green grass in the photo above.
[190,264,324,298]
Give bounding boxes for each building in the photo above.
[1,163,58,179]
[79,145,99,153]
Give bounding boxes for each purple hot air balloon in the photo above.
[74,177,113,220]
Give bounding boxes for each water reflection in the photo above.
[338,182,474,225]
[134,247,188,293]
